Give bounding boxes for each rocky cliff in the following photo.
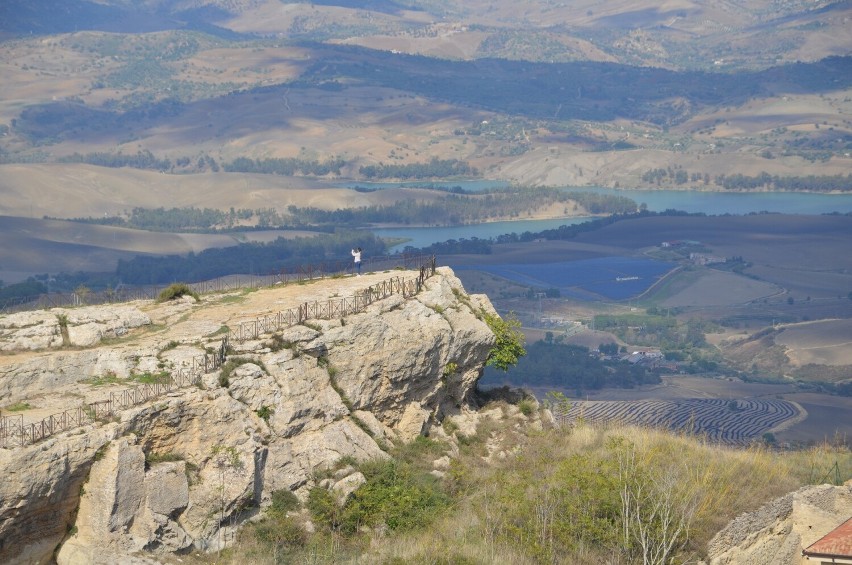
[705,483,852,565]
[0,267,498,564]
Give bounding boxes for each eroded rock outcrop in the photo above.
[0,304,150,352]
[0,267,497,564]
[705,483,852,565]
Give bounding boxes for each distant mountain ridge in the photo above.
[3,0,849,69]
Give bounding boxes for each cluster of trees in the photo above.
[641,167,851,192]
[293,188,630,227]
[492,209,686,247]
[563,191,637,214]
[0,271,115,306]
[115,231,385,284]
[69,206,306,232]
[359,158,476,179]
[65,188,637,235]
[481,340,661,391]
[0,278,47,304]
[127,207,238,231]
[642,167,709,186]
[58,150,172,170]
[594,312,709,351]
[395,210,697,256]
[404,237,493,256]
[222,156,347,177]
[717,173,851,191]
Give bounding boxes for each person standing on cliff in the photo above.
[351,247,362,276]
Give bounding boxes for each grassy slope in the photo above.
[214,407,850,565]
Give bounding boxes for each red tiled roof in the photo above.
[804,517,852,558]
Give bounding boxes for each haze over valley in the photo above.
[0,3,851,563]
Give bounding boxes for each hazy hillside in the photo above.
[3,0,849,69]
[0,0,849,194]
[0,0,849,279]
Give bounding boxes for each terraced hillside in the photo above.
[554,398,803,445]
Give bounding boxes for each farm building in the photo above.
[690,252,726,265]
[624,350,664,365]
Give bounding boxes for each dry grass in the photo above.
[775,319,852,366]
[657,269,781,308]
[211,415,849,565]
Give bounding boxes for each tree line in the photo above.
[359,158,476,179]
[717,173,851,191]
[642,167,851,191]
[115,230,385,284]
[291,189,636,227]
[58,150,171,170]
[480,340,661,392]
[65,189,638,232]
[222,156,347,176]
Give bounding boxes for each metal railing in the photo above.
[0,338,228,448]
[230,255,436,342]
[0,255,437,448]
[0,253,435,314]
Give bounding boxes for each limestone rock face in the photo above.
[0,268,497,564]
[0,425,120,565]
[0,305,150,352]
[705,484,852,565]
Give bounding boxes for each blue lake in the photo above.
[369,186,852,252]
[455,257,678,300]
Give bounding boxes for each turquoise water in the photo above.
[377,217,592,251]
[370,187,852,251]
[571,187,852,216]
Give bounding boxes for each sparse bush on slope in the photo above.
[156,283,199,302]
[215,411,849,565]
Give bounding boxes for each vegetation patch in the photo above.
[145,451,183,467]
[481,310,526,371]
[255,405,274,423]
[310,458,450,536]
[218,357,261,388]
[4,401,32,412]
[131,371,171,385]
[156,283,199,302]
[80,371,123,386]
[56,313,71,346]
[264,334,298,353]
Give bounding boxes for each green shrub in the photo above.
[218,357,257,388]
[265,334,296,352]
[255,405,274,422]
[339,459,449,534]
[518,398,536,416]
[146,451,183,466]
[308,486,339,529]
[132,371,171,384]
[156,283,199,303]
[270,489,300,516]
[250,514,307,550]
[482,311,526,371]
[5,401,32,412]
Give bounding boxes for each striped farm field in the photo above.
[553,398,802,445]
